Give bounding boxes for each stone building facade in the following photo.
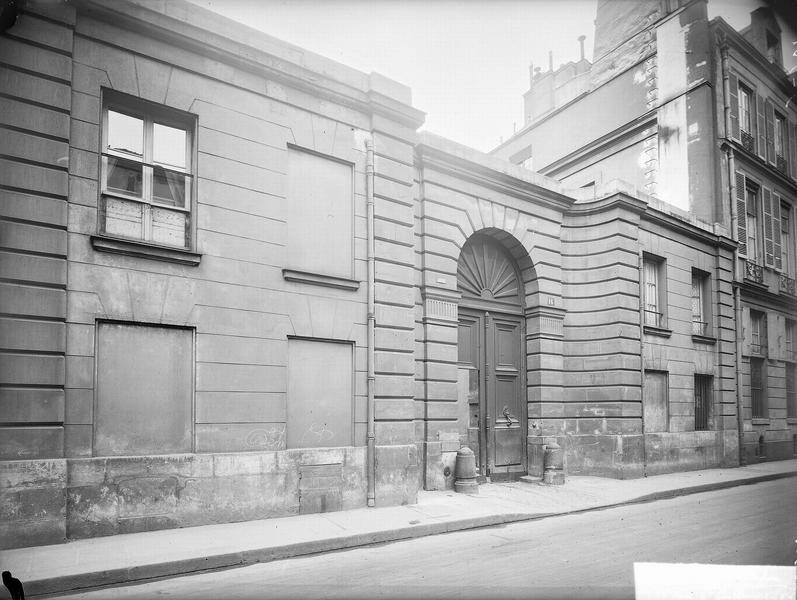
[0,0,751,550]
[493,0,797,465]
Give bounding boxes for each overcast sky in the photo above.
[186,0,796,153]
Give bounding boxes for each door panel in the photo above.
[457,312,483,470]
[458,309,525,478]
[490,316,523,472]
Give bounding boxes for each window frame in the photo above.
[782,202,793,276]
[774,111,788,175]
[738,84,753,138]
[745,184,760,264]
[750,356,767,419]
[694,374,712,431]
[750,310,767,356]
[691,269,712,339]
[786,362,797,419]
[642,254,668,333]
[92,90,200,265]
[283,144,358,289]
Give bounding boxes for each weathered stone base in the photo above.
[741,433,797,465]
[2,448,375,549]
[374,444,420,506]
[418,440,462,491]
[529,431,739,480]
[0,459,67,549]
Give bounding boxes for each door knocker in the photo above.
[502,405,514,427]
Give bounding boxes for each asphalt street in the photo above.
[51,477,797,600]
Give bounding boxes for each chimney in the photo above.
[548,50,553,72]
[578,35,586,61]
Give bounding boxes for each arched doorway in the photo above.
[457,233,526,480]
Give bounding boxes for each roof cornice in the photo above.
[711,18,797,98]
[69,0,426,129]
[416,134,576,213]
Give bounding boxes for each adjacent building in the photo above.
[0,0,782,550]
[493,0,797,465]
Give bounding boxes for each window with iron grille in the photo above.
[694,375,712,431]
[783,203,793,276]
[751,357,767,418]
[787,319,795,362]
[691,269,711,336]
[787,363,797,418]
[643,255,666,328]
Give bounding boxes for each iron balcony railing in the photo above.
[776,154,788,174]
[780,273,796,296]
[741,130,755,153]
[644,309,663,328]
[692,320,708,336]
[744,260,764,284]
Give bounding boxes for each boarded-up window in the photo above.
[95,322,193,456]
[286,147,353,278]
[643,371,668,433]
[287,338,353,449]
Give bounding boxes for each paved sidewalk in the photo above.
[2,460,796,597]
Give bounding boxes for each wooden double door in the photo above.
[458,308,526,480]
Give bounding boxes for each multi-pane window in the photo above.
[694,375,712,431]
[786,319,795,362]
[739,85,754,150]
[750,357,766,418]
[750,310,766,354]
[643,256,665,328]
[783,203,792,275]
[691,270,710,336]
[100,98,194,249]
[774,112,787,172]
[746,186,759,263]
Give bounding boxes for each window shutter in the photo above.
[728,73,740,141]
[763,187,774,266]
[773,193,782,270]
[735,171,747,256]
[765,98,775,164]
[756,94,767,160]
[790,121,797,180]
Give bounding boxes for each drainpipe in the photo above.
[720,40,745,465]
[366,139,376,506]
[729,147,745,466]
[637,247,648,476]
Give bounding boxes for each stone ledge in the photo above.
[91,235,201,266]
[282,269,360,291]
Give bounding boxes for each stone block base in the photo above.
[0,459,67,549]
[531,431,739,480]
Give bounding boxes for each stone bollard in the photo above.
[453,446,479,494]
[542,440,565,485]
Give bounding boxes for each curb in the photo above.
[28,470,797,597]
